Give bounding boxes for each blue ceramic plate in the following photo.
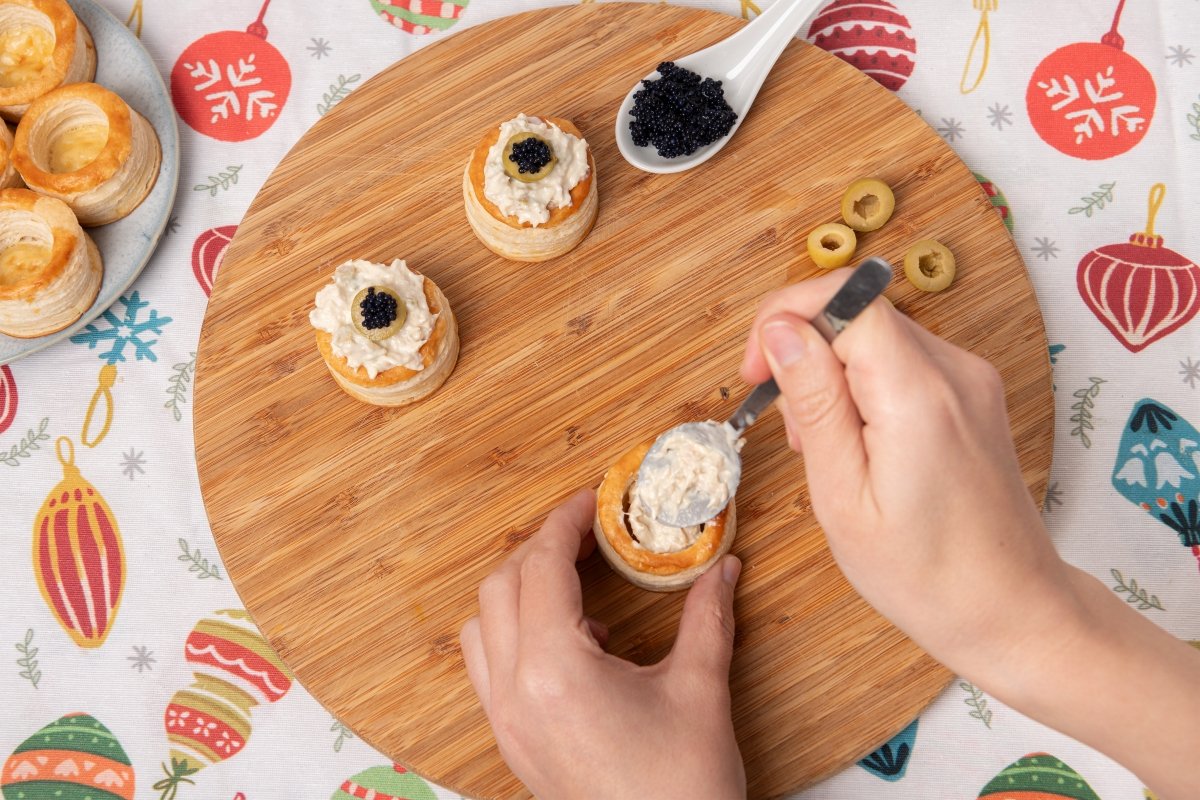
[0,0,180,364]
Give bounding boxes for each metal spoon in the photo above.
[614,0,824,174]
[637,257,893,527]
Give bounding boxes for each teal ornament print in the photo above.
[858,718,917,781]
[1112,399,1200,570]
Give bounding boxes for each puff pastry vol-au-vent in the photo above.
[0,187,101,338]
[309,258,459,407]
[13,81,161,226]
[0,0,96,121]
[594,439,737,592]
[0,120,23,188]
[463,113,598,262]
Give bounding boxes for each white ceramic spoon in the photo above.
[615,0,824,174]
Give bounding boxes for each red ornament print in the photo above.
[807,0,916,91]
[0,364,16,436]
[33,438,126,649]
[193,225,237,296]
[1078,184,1200,353]
[1026,0,1155,160]
[171,0,291,143]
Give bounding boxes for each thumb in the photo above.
[759,313,866,499]
[670,555,741,684]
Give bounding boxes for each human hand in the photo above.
[460,490,746,800]
[740,269,1071,685]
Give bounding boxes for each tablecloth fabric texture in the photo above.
[2,0,1199,798]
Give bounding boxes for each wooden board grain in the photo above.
[194,5,1053,798]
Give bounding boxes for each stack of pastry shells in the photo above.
[0,0,162,338]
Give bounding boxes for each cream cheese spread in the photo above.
[483,114,588,227]
[626,479,701,553]
[309,258,434,380]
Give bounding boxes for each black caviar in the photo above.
[358,287,398,330]
[629,61,738,158]
[508,136,554,175]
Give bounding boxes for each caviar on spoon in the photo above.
[615,0,825,174]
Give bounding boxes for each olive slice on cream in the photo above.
[351,285,406,341]
[502,132,556,183]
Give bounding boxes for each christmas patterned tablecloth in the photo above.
[2,1,1199,799]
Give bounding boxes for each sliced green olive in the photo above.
[841,178,896,232]
[502,132,557,183]
[806,222,857,269]
[903,239,956,292]
[351,285,406,340]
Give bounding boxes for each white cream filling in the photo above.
[309,258,434,380]
[641,426,738,515]
[626,478,702,554]
[483,114,588,227]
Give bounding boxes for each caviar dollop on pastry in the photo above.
[0,187,101,338]
[463,113,598,262]
[594,438,737,592]
[309,258,459,407]
[0,0,96,121]
[13,82,160,226]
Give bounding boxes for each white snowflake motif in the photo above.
[1038,66,1145,144]
[184,53,278,125]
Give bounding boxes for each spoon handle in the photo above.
[728,377,780,436]
[727,257,893,436]
[717,0,826,98]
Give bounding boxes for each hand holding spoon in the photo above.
[636,257,894,527]
[615,0,824,174]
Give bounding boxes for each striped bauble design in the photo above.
[369,0,468,35]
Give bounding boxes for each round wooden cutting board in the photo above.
[195,5,1052,798]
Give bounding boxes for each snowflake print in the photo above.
[1031,237,1059,260]
[185,53,279,125]
[1167,45,1194,67]
[987,103,1013,130]
[1037,66,1146,145]
[69,292,172,364]
[1043,481,1063,512]
[1182,357,1200,389]
[166,215,179,235]
[128,645,156,672]
[307,37,331,58]
[937,118,965,141]
[120,448,146,480]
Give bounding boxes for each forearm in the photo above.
[973,565,1200,800]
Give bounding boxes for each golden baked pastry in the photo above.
[0,187,100,338]
[13,82,160,226]
[0,0,96,121]
[594,440,737,592]
[0,121,23,188]
[463,114,598,262]
[310,258,459,407]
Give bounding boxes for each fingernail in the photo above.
[762,320,806,368]
[722,556,742,585]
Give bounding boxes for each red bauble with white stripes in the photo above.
[1077,185,1200,353]
[193,225,237,297]
[0,364,15,436]
[807,0,917,91]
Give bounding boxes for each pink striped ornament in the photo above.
[807,0,917,91]
[33,438,125,649]
[0,364,16,436]
[1077,185,1200,353]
